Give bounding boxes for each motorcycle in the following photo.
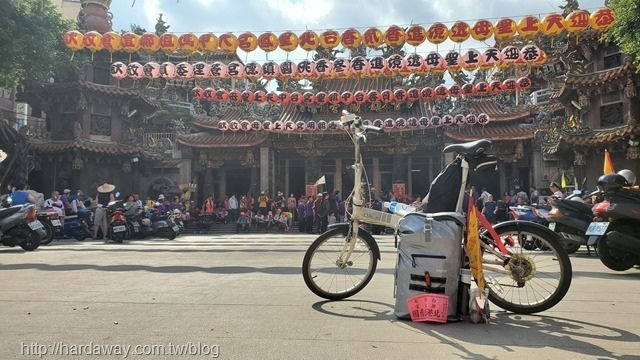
[124,211,148,240]
[106,200,127,243]
[38,211,62,245]
[0,196,46,251]
[509,204,551,250]
[586,173,640,271]
[546,188,596,255]
[60,208,92,241]
[147,209,178,240]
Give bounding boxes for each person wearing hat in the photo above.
[60,189,72,215]
[258,191,269,216]
[94,183,115,240]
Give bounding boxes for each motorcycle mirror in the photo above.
[572,189,581,195]
[115,192,121,198]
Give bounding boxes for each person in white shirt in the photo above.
[547,182,563,205]
[228,195,239,221]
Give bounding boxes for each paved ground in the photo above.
[1,233,639,359]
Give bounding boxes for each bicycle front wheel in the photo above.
[482,223,572,314]
[302,228,377,300]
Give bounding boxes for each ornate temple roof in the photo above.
[30,139,156,157]
[176,132,268,148]
[542,123,640,154]
[443,123,537,141]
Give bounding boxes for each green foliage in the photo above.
[603,0,640,69]
[0,0,80,89]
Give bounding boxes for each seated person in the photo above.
[215,207,228,223]
[235,212,250,233]
[255,211,265,230]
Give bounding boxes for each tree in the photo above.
[0,0,80,89]
[603,0,640,69]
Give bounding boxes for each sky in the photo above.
[107,0,607,83]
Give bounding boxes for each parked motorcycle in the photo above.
[586,173,640,271]
[147,209,178,240]
[60,208,92,241]
[546,188,596,255]
[38,211,62,245]
[106,200,127,243]
[0,197,46,251]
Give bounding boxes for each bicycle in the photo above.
[302,111,572,314]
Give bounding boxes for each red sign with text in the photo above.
[393,183,406,198]
[306,184,318,197]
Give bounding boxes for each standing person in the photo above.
[275,191,286,211]
[228,194,239,221]
[202,194,215,213]
[247,193,255,212]
[239,195,248,213]
[479,187,490,206]
[529,186,539,205]
[338,199,345,223]
[60,189,72,215]
[297,199,306,233]
[305,196,314,234]
[258,191,269,216]
[313,194,323,234]
[94,183,115,241]
[502,191,511,204]
[287,193,297,220]
[482,194,497,224]
[318,192,331,234]
[328,189,339,217]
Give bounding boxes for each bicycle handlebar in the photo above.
[360,124,383,134]
[341,110,383,134]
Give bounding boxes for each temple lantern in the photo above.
[143,62,161,78]
[244,61,263,80]
[448,84,462,98]
[240,120,251,132]
[407,88,421,102]
[203,88,216,101]
[262,121,273,131]
[251,120,263,131]
[290,92,304,105]
[328,121,341,131]
[139,33,160,52]
[533,50,547,66]
[418,117,430,128]
[101,31,122,54]
[406,25,427,46]
[64,30,84,52]
[405,54,424,74]
[258,32,278,52]
[489,81,503,94]
[426,22,449,44]
[341,28,362,49]
[159,33,179,53]
[420,87,434,100]
[461,49,482,71]
[384,25,406,47]
[218,121,229,132]
[210,61,228,78]
[470,19,494,41]
[278,91,291,104]
[299,30,320,51]
[227,61,245,79]
[159,62,177,78]
[178,33,199,53]
[302,91,316,105]
[434,85,449,99]
[262,61,280,79]
[229,121,240,132]
[430,116,442,127]
[126,62,144,80]
[501,46,521,63]
[493,18,517,41]
[453,114,466,126]
[350,56,369,75]
[238,32,258,52]
[306,121,317,131]
[109,62,127,80]
[319,30,341,49]
[314,58,333,78]
[395,118,407,129]
[477,113,490,125]
[317,120,328,132]
[380,89,395,103]
[198,33,219,53]
[541,13,566,36]
[390,89,406,104]
[266,92,280,104]
[444,51,463,72]
[83,31,103,54]
[466,114,478,126]
[474,81,490,95]
[590,7,617,31]
[175,62,193,79]
[449,21,471,43]
[353,90,368,104]
[279,60,298,78]
[216,89,229,102]
[341,91,355,105]
[297,60,316,77]
[407,117,418,128]
[383,118,395,129]
[520,44,542,63]
[241,90,255,103]
[332,58,351,77]
[192,62,211,78]
[282,121,295,133]
[278,31,299,52]
[121,32,141,53]
[442,115,454,126]
[502,78,518,92]
[424,51,445,72]
[254,90,267,103]
[294,121,306,132]
[565,10,591,33]
[518,16,540,37]
[218,33,238,53]
[386,54,407,74]
[315,91,329,105]
[327,91,341,105]
[372,119,384,128]
[461,83,475,96]
[516,77,532,90]
[366,90,381,103]
[227,89,242,103]
[368,56,387,76]
[363,28,384,48]
[481,48,502,68]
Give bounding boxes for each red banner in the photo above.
[393,183,406,198]
[306,184,318,197]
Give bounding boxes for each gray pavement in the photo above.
[0,233,639,359]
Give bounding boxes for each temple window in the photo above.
[89,102,112,138]
[603,46,622,70]
[92,64,111,85]
[599,90,623,128]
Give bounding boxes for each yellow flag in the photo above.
[561,172,567,189]
[604,149,615,174]
[466,190,485,290]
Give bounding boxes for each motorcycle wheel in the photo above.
[73,228,88,241]
[481,223,573,314]
[596,236,637,271]
[561,242,581,255]
[125,223,135,240]
[20,230,42,251]
[110,227,125,244]
[167,229,177,240]
[40,221,54,245]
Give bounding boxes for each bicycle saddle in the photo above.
[443,139,492,154]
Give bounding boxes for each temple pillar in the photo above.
[249,167,259,197]
[532,146,544,189]
[203,166,213,198]
[307,156,321,184]
[392,154,407,183]
[373,157,380,191]
[219,167,227,200]
[260,147,269,192]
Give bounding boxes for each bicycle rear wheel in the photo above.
[481,223,572,314]
[302,228,377,300]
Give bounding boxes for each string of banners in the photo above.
[217,114,490,133]
[110,46,544,80]
[190,77,531,105]
[65,8,616,56]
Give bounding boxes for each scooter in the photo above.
[0,196,46,251]
[38,211,62,245]
[546,189,596,255]
[586,174,640,271]
[147,209,178,240]
[60,208,92,241]
[106,200,127,243]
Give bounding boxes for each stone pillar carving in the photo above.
[532,146,544,189]
[260,147,269,193]
[307,156,321,184]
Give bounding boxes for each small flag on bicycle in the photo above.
[466,189,485,290]
[314,175,326,186]
[603,149,615,174]
[561,172,567,189]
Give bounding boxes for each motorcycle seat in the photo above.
[558,199,593,213]
[443,139,491,154]
[0,206,22,218]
